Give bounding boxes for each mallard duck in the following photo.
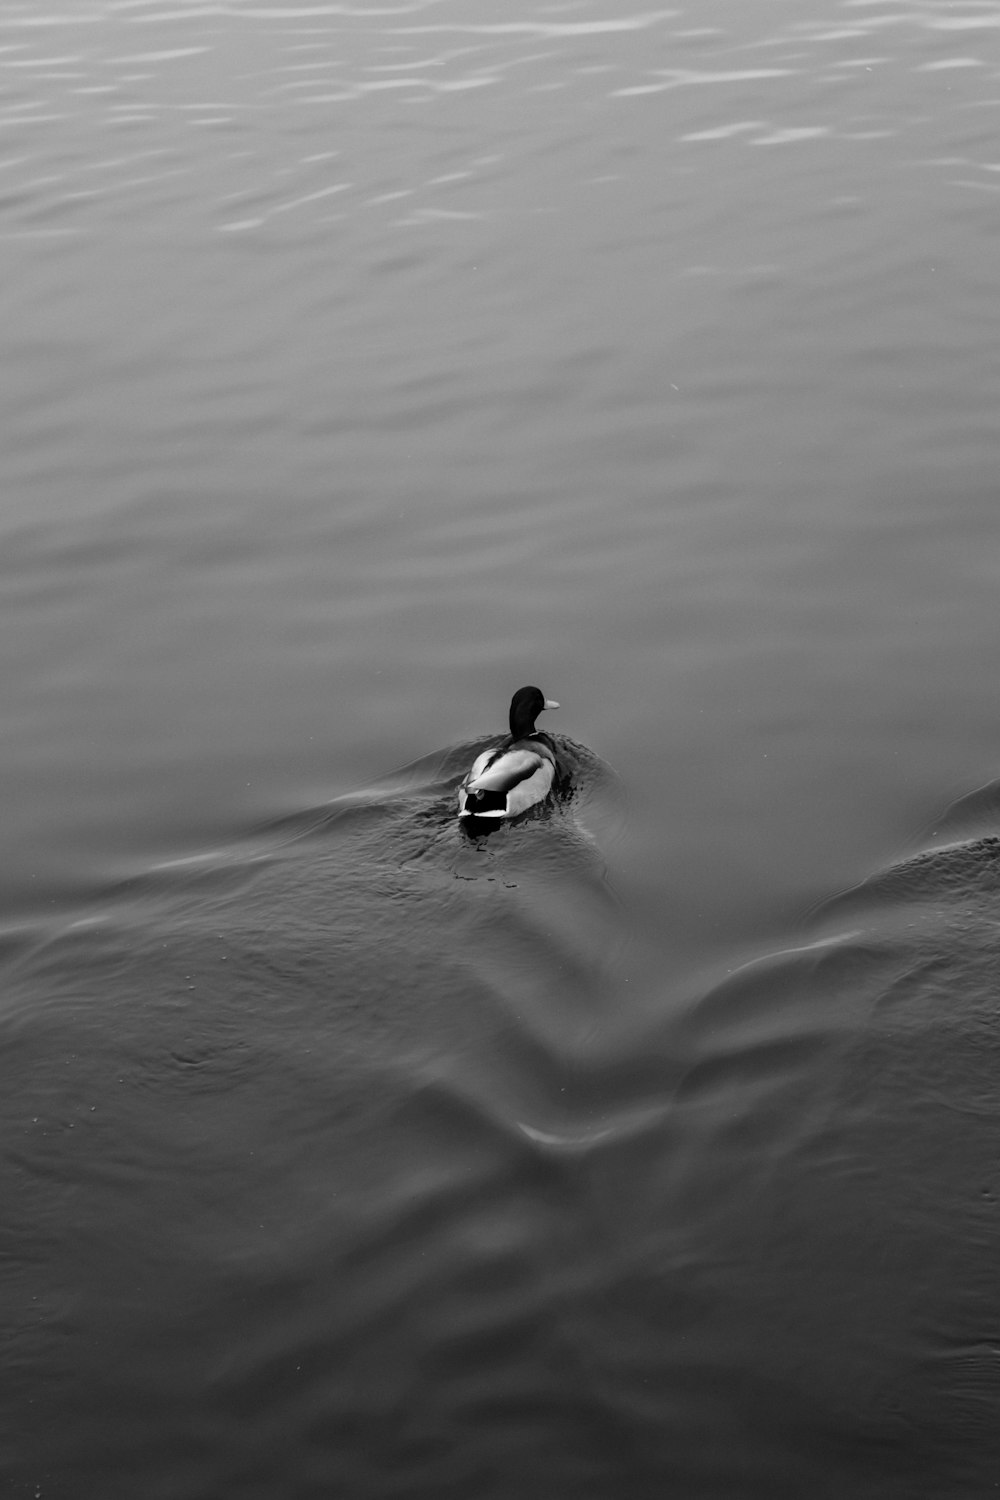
[458,685,560,821]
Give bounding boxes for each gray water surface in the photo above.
[2,0,1000,1494]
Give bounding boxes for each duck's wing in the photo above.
[458,747,507,817]
[462,748,500,788]
[503,757,556,817]
[465,747,546,795]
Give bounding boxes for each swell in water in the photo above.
[0,733,631,1500]
[652,783,1000,1497]
[3,754,1000,1496]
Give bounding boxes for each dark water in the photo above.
[5,755,1000,1497]
[3,0,1000,1494]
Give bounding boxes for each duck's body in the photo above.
[457,686,560,821]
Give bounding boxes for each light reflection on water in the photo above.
[2,0,1000,1493]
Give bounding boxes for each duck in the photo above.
[457,685,560,821]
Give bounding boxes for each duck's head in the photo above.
[509,685,559,740]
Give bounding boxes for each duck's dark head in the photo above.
[509,685,559,740]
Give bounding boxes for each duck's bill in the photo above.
[544,699,560,710]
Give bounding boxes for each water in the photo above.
[2,0,1000,1494]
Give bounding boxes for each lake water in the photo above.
[2,0,1000,1494]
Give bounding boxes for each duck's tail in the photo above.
[459,786,507,818]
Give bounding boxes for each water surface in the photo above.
[2,0,1000,1493]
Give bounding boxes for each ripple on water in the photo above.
[0,0,991,242]
[0,735,631,1495]
[6,754,1000,1493]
